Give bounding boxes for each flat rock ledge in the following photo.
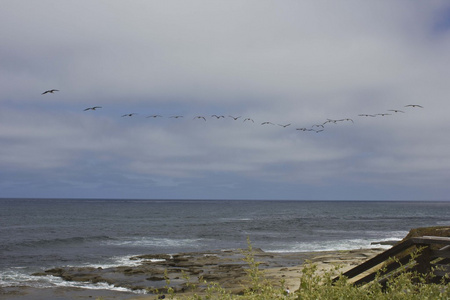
[32,248,384,297]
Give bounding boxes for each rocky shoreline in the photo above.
[0,247,386,300]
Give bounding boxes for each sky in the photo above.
[1,1,450,200]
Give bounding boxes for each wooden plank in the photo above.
[434,270,449,277]
[414,244,431,274]
[333,237,450,285]
[412,236,450,246]
[432,263,450,278]
[431,250,450,259]
[352,254,413,286]
[334,239,414,281]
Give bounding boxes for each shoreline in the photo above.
[1,247,385,300]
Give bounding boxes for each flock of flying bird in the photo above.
[41,89,424,134]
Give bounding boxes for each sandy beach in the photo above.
[1,247,385,300]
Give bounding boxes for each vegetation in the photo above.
[146,238,450,300]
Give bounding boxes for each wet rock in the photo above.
[146,276,165,281]
[37,248,313,295]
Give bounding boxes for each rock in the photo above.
[37,248,316,295]
[146,276,165,281]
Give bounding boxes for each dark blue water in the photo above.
[1,199,449,291]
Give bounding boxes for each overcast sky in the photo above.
[1,1,450,200]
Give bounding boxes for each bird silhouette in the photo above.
[358,114,376,117]
[42,89,59,95]
[193,116,206,121]
[377,113,391,116]
[169,115,183,118]
[261,122,275,125]
[243,118,254,123]
[84,106,102,111]
[121,113,137,117]
[278,123,291,128]
[211,115,225,119]
[405,104,423,108]
[229,115,241,120]
[337,118,354,123]
[388,109,405,113]
[146,115,162,118]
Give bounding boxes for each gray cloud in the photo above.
[1,1,450,199]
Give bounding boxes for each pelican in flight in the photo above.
[388,109,405,113]
[405,104,423,108]
[229,115,241,120]
[193,116,206,121]
[84,106,102,111]
[122,113,137,117]
[338,118,354,123]
[42,89,59,95]
[278,123,291,128]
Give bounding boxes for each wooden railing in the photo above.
[333,236,450,286]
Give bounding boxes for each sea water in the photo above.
[1,199,449,292]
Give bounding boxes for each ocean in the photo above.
[1,199,449,295]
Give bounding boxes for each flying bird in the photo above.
[377,113,391,116]
[84,106,102,111]
[193,116,206,121]
[341,118,354,123]
[358,114,376,117]
[261,122,275,125]
[42,89,59,95]
[146,115,162,118]
[121,113,137,117]
[229,115,241,120]
[243,118,254,123]
[278,123,291,128]
[405,104,423,108]
[211,115,225,119]
[388,109,405,113]
[169,115,183,118]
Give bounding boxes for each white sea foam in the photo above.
[220,217,253,222]
[43,276,148,294]
[0,268,147,294]
[77,255,145,269]
[436,221,450,225]
[106,237,203,248]
[267,238,398,253]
